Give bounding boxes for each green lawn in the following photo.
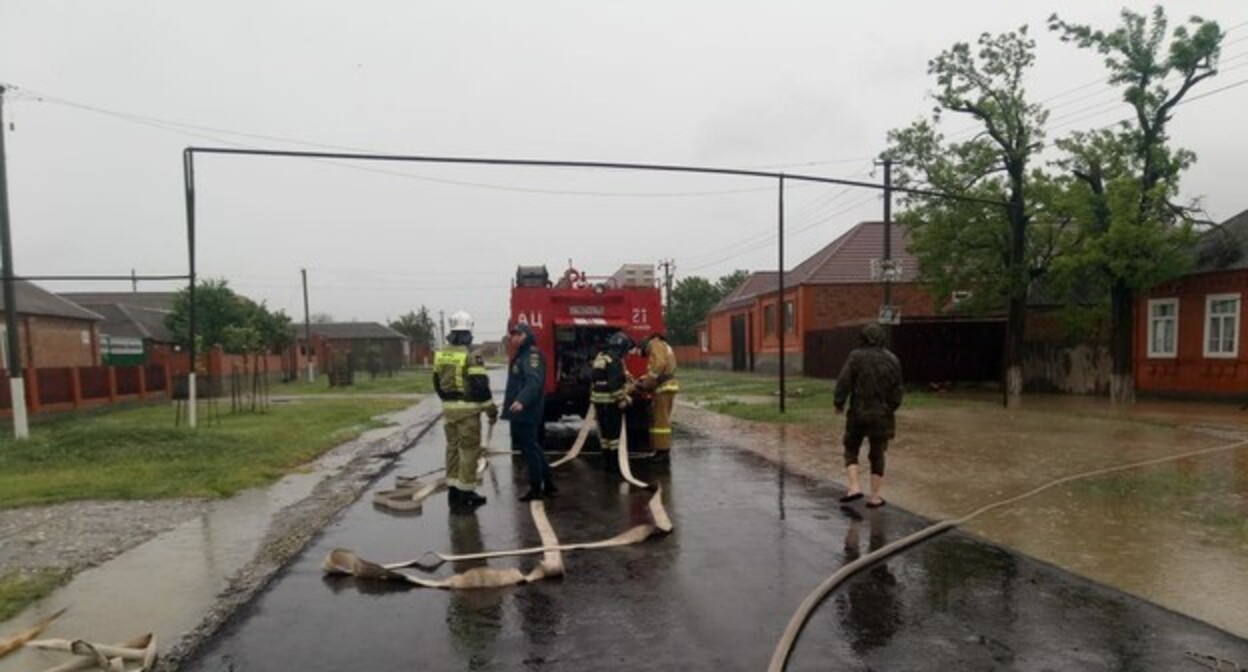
[0,570,68,623]
[0,397,410,509]
[272,367,434,396]
[680,368,937,424]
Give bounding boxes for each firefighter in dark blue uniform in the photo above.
[503,323,552,501]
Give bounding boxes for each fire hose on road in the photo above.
[334,408,672,590]
[766,438,1248,672]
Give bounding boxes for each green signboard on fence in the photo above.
[102,335,146,366]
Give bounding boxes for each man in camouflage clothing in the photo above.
[834,323,903,508]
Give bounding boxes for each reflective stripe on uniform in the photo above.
[657,382,680,393]
[649,428,672,434]
[443,400,492,411]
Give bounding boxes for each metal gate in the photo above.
[731,315,748,372]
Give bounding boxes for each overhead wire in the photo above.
[2,84,858,199]
[679,164,874,266]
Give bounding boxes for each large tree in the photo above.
[389,307,436,350]
[167,278,292,354]
[1049,6,1223,403]
[667,271,750,345]
[885,27,1052,408]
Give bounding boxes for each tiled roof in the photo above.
[60,292,178,312]
[1193,209,1248,274]
[61,292,177,342]
[1,281,103,322]
[789,221,919,285]
[710,222,919,313]
[297,322,407,340]
[713,271,780,311]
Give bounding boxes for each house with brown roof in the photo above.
[698,221,939,372]
[60,292,178,365]
[1,281,103,370]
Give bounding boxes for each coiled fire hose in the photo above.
[766,438,1248,672]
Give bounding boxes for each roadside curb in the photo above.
[155,402,443,671]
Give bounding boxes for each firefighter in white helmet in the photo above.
[433,310,497,510]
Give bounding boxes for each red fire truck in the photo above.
[509,263,663,445]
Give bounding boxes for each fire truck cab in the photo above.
[510,263,663,447]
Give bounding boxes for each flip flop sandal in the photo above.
[838,493,864,503]
[866,499,887,509]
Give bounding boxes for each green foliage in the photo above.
[886,28,1059,318]
[667,270,750,345]
[1049,7,1221,381]
[166,279,292,354]
[0,398,407,508]
[276,367,433,396]
[1047,6,1221,292]
[389,307,436,349]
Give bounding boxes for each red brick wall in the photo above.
[802,283,938,331]
[1136,270,1248,396]
[12,316,99,368]
[705,308,741,356]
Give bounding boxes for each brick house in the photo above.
[60,292,179,366]
[295,322,408,374]
[1136,209,1248,398]
[0,281,103,369]
[698,221,939,372]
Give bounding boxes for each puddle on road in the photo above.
[679,402,1248,640]
[0,403,431,672]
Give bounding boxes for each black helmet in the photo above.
[606,331,634,355]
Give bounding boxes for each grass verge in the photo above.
[272,367,434,396]
[680,368,938,424]
[0,398,409,508]
[0,570,69,623]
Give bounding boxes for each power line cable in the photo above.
[4,83,830,199]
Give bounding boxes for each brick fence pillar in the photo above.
[24,366,41,414]
[70,367,83,409]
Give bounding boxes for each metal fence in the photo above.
[804,318,1005,383]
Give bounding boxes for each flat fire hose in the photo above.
[324,489,673,589]
[373,423,498,511]
[766,438,1248,672]
[549,405,596,467]
[0,608,65,660]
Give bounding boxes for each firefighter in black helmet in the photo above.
[590,331,634,469]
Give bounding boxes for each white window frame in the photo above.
[1146,298,1178,359]
[1204,293,1240,359]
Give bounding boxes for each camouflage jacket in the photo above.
[833,344,903,430]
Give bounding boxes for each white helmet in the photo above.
[449,310,474,333]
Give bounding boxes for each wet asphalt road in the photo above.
[185,420,1248,671]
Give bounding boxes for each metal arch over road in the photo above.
[178,146,1008,426]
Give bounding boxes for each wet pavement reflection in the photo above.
[186,421,1248,671]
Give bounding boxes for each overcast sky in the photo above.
[2,1,1246,339]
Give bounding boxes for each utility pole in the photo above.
[131,268,138,293]
[0,86,29,439]
[301,268,314,382]
[659,259,675,323]
[874,158,895,323]
[439,310,446,349]
[778,174,786,414]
